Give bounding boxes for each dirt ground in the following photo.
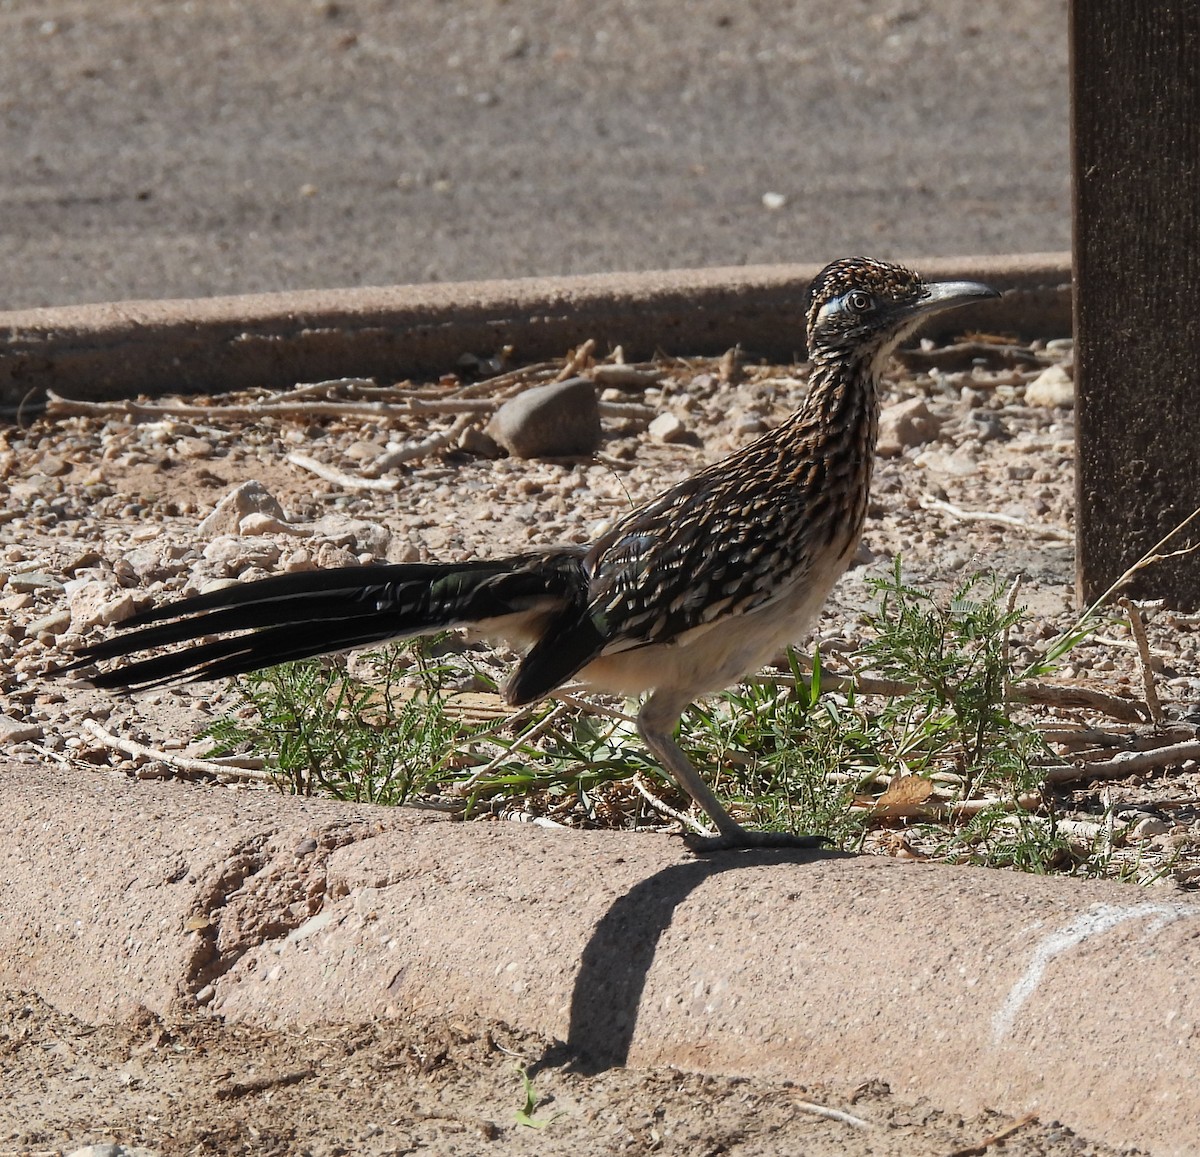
[0,990,1129,1157]
[1,335,1188,1154]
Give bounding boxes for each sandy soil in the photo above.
[1,990,1128,1157]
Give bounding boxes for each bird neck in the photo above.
[794,346,884,457]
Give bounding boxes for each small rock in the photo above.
[313,542,359,569]
[173,436,213,459]
[280,548,316,572]
[966,412,1010,443]
[1025,364,1074,407]
[591,364,664,389]
[1128,815,1170,841]
[7,570,63,593]
[66,1146,162,1157]
[344,439,387,461]
[877,397,942,456]
[307,516,391,556]
[458,424,503,458]
[238,512,308,538]
[0,714,43,744]
[38,454,71,476]
[648,412,691,444]
[762,190,788,209]
[67,580,137,630]
[197,480,288,536]
[486,377,601,458]
[914,446,979,476]
[123,546,165,579]
[203,535,282,575]
[29,609,72,637]
[734,412,766,438]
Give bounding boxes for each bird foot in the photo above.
[683,828,830,854]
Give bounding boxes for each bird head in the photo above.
[804,256,1000,366]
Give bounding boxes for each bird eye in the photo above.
[846,289,874,314]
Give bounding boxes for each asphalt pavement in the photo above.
[0,0,1068,311]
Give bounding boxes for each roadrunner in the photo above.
[69,257,999,851]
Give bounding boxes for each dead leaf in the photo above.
[871,774,935,818]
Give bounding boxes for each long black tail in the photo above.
[63,553,585,690]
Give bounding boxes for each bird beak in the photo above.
[907,279,1002,319]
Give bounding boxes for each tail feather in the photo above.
[65,553,588,690]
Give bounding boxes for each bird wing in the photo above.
[583,446,829,655]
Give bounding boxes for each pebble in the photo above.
[7,570,63,592]
[486,377,601,458]
[913,446,979,477]
[877,397,942,456]
[67,580,137,631]
[1025,364,1075,408]
[202,535,283,575]
[196,480,288,536]
[238,512,307,538]
[0,713,43,744]
[457,423,502,458]
[647,412,691,445]
[66,1146,162,1157]
[1128,816,1170,841]
[591,363,664,388]
[29,609,72,636]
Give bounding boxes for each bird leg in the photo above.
[636,693,827,853]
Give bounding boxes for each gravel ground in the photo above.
[2,334,1195,1154]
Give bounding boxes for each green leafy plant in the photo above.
[514,1067,561,1129]
[858,558,1049,800]
[674,650,868,849]
[202,639,461,805]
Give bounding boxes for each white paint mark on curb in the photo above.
[992,901,1200,1044]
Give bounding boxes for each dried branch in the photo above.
[631,773,711,836]
[80,718,274,782]
[945,1112,1039,1157]
[919,495,1073,542]
[373,413,475,469]
[286,453,399,492]
[793,1100,873,1130]
[45,389,490,423]
[1119,597,1164,724]
[1044,739,1200,785]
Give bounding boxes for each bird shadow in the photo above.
[527,842,850,1078]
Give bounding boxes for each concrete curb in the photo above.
[2,761,1195,1156]
[0,254,1071,408]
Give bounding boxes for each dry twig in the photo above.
[448,702,573,795]
[944,1111,1038,1157]
[286,452,398,492]
[1118,597,1164,724]
[919,495,1073,542]
[631,773,711,836]
[793,1100,873,1130]
[1044,738,1200,785]
[80,718,274,782]
[373,413,475,469]
[45,389,489,422]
